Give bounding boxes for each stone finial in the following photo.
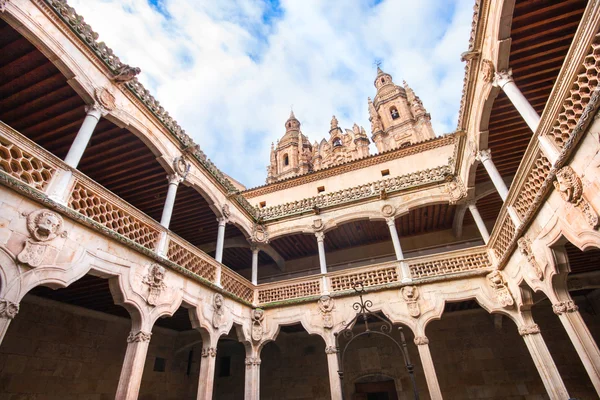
[330,115,339,131]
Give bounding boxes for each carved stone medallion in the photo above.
[252,225,269,243]
[312,218,324,232]
[18,209,64,267]
[486,270,514,308]
[212,293,226,329]
[381,204,395,218]
[401,286,421,318]
[142,264,166,306]
[480,59,495,83]
[94,87,115,111]
[251,308,265,342]
[318,295,334,329]
[173,156,190,178]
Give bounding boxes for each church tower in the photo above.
[266,111,313,184]
[369,67,435,153]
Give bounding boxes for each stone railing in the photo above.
[406,246,490,279]
[221,267,255,303]
[255,165,452,221]
[166,234,218,282]
[488,22,600,267]
[257,277,322,304]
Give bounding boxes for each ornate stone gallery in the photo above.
[0,0,599,399]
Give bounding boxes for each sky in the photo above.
[69,0,474,188]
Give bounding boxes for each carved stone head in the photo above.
[554,166,582,203]
[252,308,264,322]
[149,264,166,285]
[401,285,419,301]
[318,295,334,313]
[27,210,63,242]
[214,293,224,309]
[487,270,504,289]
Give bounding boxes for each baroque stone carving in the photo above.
[212,293,226,329]
[517,237,543,280]
[111,64,141,83]
[94,87,115,111]
[222,204,231,219]
[381,204,395,218]
[330,115,339,130]
[480,59,495,83]
[251,308,265,342]
[414,336,429,346]
[173,156,190,178]
[201,347,217,357]
[0,299,19,319]
[142,264,166,306]
[127,331,152,343]
[554,166,599,228]
[318,295,335,329]
[325,346,338,354]
[401,286,421,318]
[486,270,514,308]
[18,209,64,267]
[443,175,467,204]
[518,324,540,336]
[552,301,579,315]
[312,218,324,232]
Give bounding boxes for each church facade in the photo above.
[0,0,600,399]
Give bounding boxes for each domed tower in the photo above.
[266,111,313,183]
[369,67,435,153]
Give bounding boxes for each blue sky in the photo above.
[70,0,474,188]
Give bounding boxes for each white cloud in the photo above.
[70,0,473,188]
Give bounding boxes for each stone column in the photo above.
[518,323,570,399]
[414,336,443,400]
[156,174,183,255]
[215,218,227,263]
[251,245,259,285]
[467,202,490,244]
[316,231,327,275]
[493,70,540,133]
[325,345,343,400]
[386,217,412,282]
[553,300,600,396]
[64,104,103,167]
[476,149,509,201]
[115,330,152,400]
[197,346,217,400]
[244,348,261,400]
[0,298,19,345]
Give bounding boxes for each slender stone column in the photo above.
[414,336,443,400]
[467,202,490,244]
[493,70,540,133]
[251,245,259,285]
[115,330,152,400]
[244,350,261,400]
[325,346,343,400]
[0,298,19,345]
[156,174,183,255]
[553,301,600,396]
[215,218,227,263]
[197,346,217,400]
[386,217,412,282]
[476,149,509,201]
[518,324,570,399]
[64,105,103,168]
[316,232,327,274]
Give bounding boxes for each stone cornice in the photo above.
[243,134,456,198]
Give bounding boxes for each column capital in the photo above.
[315,231,325,242]
[245,357,261,367]
[518,324,540,336]
[385,216,396,226]
[250,243,259,253]
[84,102,108,118]
[466,199,478,208]
[414,336,429,346]
[201,347,217,357]
[552,300,579,315]
[127,330,152,343]
[217,217,228,226]
[492,68,514,88]
[325,345,338,354]
[0,298,19,320]
[475,148,492,163]
[166,173,184,186]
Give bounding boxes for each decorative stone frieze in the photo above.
[201,347,217,357]
[0,299,19,319]
[414,336,429,346]
[552,301,579,315]
[245,357,261,367]
[127,331,152,343]
[518,324,541,336]
[212,293,226,329]
[480,59,495,83]
[486,270,514,308]
[142,264,166,306]
[251,308,265,342]
[554,166,599,228]
[517,237,543,280]
[318,295,335,329]
[401,286,421,318]
[325,346,338,354]
[18,209,65,267]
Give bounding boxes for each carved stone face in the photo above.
[152,265,165,283]
[214,293,223,308]
[252,308,264,321]
[319,295,333,311]
[37,213,60,238]
[29,210,63,242]
[488,270,503,287]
